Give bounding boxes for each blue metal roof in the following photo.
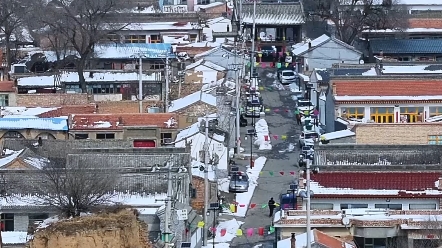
[0,117,68,131]
[370,39,442,54]
[94,43,176,59]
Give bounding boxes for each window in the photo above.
[0,214,14,231]
[28,214,49,226]
[375,204,402,210]
[124,35,146,43]
[430,106,442,117]
[101,33,120,43]
[150,35,161,43]
[311,203,333,210]
[3,131,24,138]
[370,107,394,123]
[88,84,121,94]
[409,204,437,210]
[74,133,89,140]
[197,0,210,4]
[400,107,424,122]
[190,34,197,42]
[340,204,368,209]
[161,133,172,145]
[150,62,164,70]
[96,133,115,139]
[341,107,364,119]
[0,95,9,106]
[428,135,442,145]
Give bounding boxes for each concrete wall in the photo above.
[314,145,442,168]
[16,94,89,107]
[0,130,68,140]
[309,198,440,211]
[304,40,361,69]
[356,123,442,145]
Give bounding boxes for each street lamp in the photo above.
[246,128,256,169]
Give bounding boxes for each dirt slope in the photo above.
[28,209,152,248]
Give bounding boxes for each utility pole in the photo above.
[306,159,311,248]
[203,116,210,246]
[138,54,143,113]
[156,167,173,247]
[250,0,257,77]
[165,54,170,112]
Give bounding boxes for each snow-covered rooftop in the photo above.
[168,91,217,112]
[292,35,330,56]
[363,28,442,33]
[0,107,56,117]
[362,65,442,76]
[185,59,226,71]
[321,130,355,140]
[399,0,442,5]
[0,117,68,131]
[124,22,200,31]
[17,72,161,86]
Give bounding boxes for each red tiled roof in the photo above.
[314,229,354,248]
[409,18,442,29]
[70,113,177,130]
[334,80,442,96]
[0,81,15,92]
[38,104,97,118]
[310,172,441,191]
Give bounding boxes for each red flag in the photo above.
[274,108,280,112]
[250,203,256,209]
[210,227,217,232]
[273,135,278,140]
[221,229,227,237]
[264,135,269,141]
[239,204,246,207]
[279,171,284,175]
[285,109,289,112]
[290,171,295,175]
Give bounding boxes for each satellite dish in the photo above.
[359,60,365,65]
[342,217,350,225]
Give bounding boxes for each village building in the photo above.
[68,113,178,147]
[168,91,217,128]
[277,229,356,248]
[332,76,442,123]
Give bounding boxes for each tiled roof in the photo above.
[409,18,442,29]
[370,39,442,54]
[310,172,440,191]
[333,79,442,96]
[241,3,304,25]
[70,113,177,130]
[0,81,15,92]
[38,104,97,118]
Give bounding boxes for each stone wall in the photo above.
[356,123,442,145]
[314,145,442,169]
[16,94,89,107]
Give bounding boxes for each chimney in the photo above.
[308,42,312,49]
[291,233,296,248]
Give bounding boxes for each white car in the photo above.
[297,100,315,114]
[299,131,319,148]
[279,70,298,85]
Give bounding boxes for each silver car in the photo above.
[229,173,249,193]
[279,70,297,85]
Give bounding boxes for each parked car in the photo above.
[229,172,249,193]
[278,70,298,85]
[299,131,319,148]
[297,100,315,114]
[301,145,314,157]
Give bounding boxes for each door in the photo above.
[133,140,156,148]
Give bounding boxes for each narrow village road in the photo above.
[230,68,302,248]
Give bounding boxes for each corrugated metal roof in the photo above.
[370,39,442,54]
[241,3,304,25]
[0,117,68,131]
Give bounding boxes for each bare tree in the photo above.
[32,161,119,218]
[0,0,30,70]
[34,0,130,92]
[304,0,409,44]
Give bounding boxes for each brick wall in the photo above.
[96,101,164,114]
[16,94,90,107]
[190,176,218,214]
[202,3,227,15]
[170,82,202,100]
[356,123,442,145]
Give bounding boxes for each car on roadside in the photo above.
[299,131,319,148]
[278,70,298,85]
[229,172,249,193]
[297,100,315,114]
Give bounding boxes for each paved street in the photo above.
[230,68,302,248]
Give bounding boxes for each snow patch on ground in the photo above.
[203,219,244,248]
[227,157,267,217]
[272,80,285,91]
[218,177,230,193]
[254,119,272,150]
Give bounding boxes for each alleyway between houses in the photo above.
[227,68,302,248]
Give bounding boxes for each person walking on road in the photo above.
[268,197,276,217]
[296,113,302,125]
